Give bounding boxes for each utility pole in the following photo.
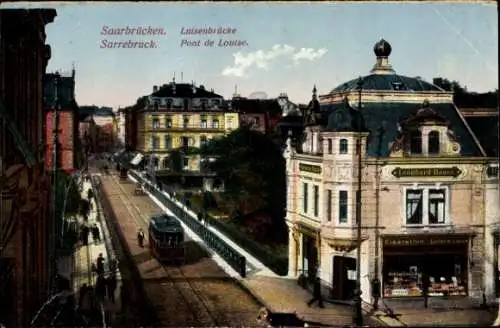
[353,76,364,327]
[50,72,61,293]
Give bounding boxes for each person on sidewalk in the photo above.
[307,277,325,308]
[96,275,107,301]
[107,274,117,303]
[96,253,105,276]
[137,228,145,248]
[81,225,90,246]
[422,272,430,309]
[91,223,100,243]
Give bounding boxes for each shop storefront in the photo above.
[382,234,470,298]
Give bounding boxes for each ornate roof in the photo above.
[324,97,368,133]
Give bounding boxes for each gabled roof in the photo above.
[152,83,223,98]
[320,102,485,157]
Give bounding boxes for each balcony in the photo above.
[320,225,369,252]
[146,123,225,133]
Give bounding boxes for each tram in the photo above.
[148,214,185,264]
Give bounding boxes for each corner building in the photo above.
[284,39,497,304]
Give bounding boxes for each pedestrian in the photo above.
[95,275,107,300]
[422,272,430,308]
[108,257,118,275]
[81,226,90,246]
[307,277,324,308]
[96,253,105,276]
[107,274,117,303]
[137,228,145,248]
[87,188,94,201]
[91,223,100,243]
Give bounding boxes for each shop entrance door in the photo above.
[305,237,318,283]
[332,256,357,300]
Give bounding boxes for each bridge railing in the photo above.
[128,170,247,278]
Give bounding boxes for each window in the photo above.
[165,118,172,128]
[254,116,261,126]
[302,182,308,213]
[339,139,348,154]
[200,136,207,147]
[181,136,189,148]
[212,119,219,129]
[409,130,422,154]
[338,191,348,223]
[201,119,207,128]
[313,185,319,217]
[164,135,172,149]
[183,118,189,128]
[183,157,189,169]
[228,118,233,129]
[152,118,160,130]
[151,136,159,150]
[428,131,440,154]
[326,189,332,221]
[327,139,333,154]
[405,188,447,225]
[406,190,423,224]
[428,189,446,224]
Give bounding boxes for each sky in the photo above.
[1,2,498,109]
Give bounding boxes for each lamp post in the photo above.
[353,76,364,327]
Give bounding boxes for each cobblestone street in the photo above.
[98,171,264,327]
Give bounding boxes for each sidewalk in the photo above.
[72,176,122,325]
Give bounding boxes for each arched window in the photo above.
[409,130,422,154]
[428,131,440,154]
[339,139,348,154]
[327,139,333,154]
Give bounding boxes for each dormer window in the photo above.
[327,139,333,154]
[392,82,403,91]
[428,131,440,154]
[339,139,348,154]
[409,130,422,154]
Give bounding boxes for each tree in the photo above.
[167,149,183,173]
[199,126,287,241]
[433,77,498,108]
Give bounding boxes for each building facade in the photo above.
[230,96,282,134]
[0,8,57,327]
[133,80,239,172]
[285,39,497,304]
[116,107,126,147]
[44,70,79,174]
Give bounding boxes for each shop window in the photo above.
[428,131,440,154]
[409,130,422,154]
[326,189,332,221]
[302,182,308,213]
[339,139,348,154]
[327,139,333,154]
[338,190,348,223]
[406,190,423,224]
[313,185,319,217]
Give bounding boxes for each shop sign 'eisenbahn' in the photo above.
[391,167,462,178]
[384,237,468,246]
[299,163,322,174]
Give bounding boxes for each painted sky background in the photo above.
[1,2,498,109]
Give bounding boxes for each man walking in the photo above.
[107,274,117,303]
[137,228,145,248]
[307,277,324,308]
[96,253,105,276]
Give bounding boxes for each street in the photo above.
[94,162,264,327]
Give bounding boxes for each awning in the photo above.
[130,153,144,166]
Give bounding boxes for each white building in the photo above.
[116,108,126,147]
[284,39,497,305]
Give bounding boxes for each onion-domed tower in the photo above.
[371,38,395,74]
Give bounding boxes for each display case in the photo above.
[383,271,422,297]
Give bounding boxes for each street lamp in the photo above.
[353,76,364,327]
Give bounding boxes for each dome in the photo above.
[331,74,445,93]
[374,39,392,57]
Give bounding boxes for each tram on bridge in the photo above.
[149,214,185,264]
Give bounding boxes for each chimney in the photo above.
[153,85,158,93]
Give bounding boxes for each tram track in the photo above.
[103,171,222,327]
